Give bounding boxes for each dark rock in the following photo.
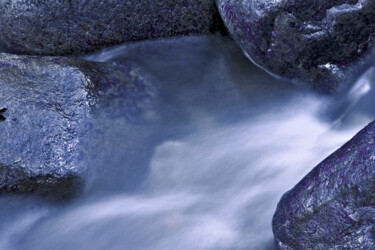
[0,0,220,55]
[217,0,375,92]
[0,53,156,200]
[273,120,375,249]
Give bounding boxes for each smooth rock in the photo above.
[217,0,375,92]
[0,54,156,200]
[273,120,375,249]
[0,0,220,55]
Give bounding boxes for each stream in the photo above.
[1,35,374,250]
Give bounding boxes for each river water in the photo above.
[1,35,374,250]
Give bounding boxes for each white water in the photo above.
[2,36,375,250]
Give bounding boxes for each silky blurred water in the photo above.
[1,35,375,250]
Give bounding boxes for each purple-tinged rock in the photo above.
[273,120,375,249]
[0,0,220,56]
[217,0,375,92]
[0,54,156,200]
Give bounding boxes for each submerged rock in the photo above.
[0,0,220,55]
[273,121,375,249]
[217,0,375,92]
[0,54,156,200]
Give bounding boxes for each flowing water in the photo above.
[1,35,375,250]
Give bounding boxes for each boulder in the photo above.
[0,0,220,55]
[217,0,375,92]
[273,120,375,249]
[0,53,156,200]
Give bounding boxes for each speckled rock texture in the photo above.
[0,54,155,200]
[273,120,375,249]
[0,0,220,55]
[217,0,375,93]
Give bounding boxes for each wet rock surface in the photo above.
[0,54,156,200]
[0,0,220,55]
[217,0,375,92]
[273,120,375,249]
